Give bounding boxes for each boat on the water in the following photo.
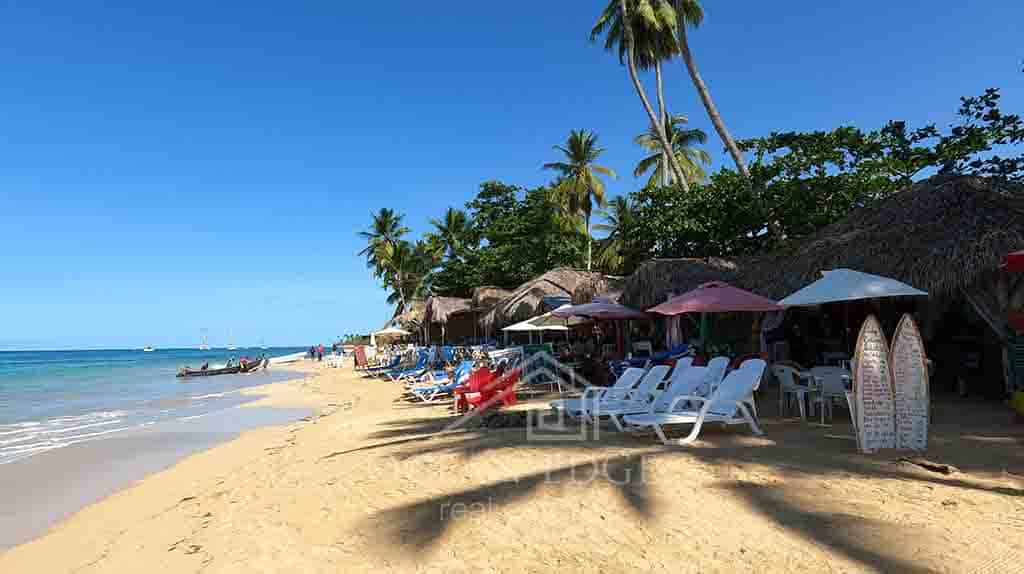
[177,358,266,378]
[143,346,155,352]
[177,364,242,378]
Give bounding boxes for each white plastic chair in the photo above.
[772,363,813,420]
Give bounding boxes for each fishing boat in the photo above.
[143,346,155,352]
[177,364,241,378]
[177,357,266,378]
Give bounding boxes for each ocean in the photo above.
[0,347,307,465]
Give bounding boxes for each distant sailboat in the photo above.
[199,329,210,351]
[143,346,155,352]
[227,330,237,351]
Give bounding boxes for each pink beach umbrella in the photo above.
[647,281,781,315]
[551,298,649,320]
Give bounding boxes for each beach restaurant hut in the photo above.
[471,286,513,342]
[738,175,1024,397]
[572,274,627,305]
[479,268,606,335]
[388,299,427,343]
[424,296,474,345]
[619,258,742,351]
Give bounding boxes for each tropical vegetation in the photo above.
[356,3,1022,316]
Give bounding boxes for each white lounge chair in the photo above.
[622,362,766,445]
[583,364,672,428]
[593,362,716,432]
[549,367,645,419]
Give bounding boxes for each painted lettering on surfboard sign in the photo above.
[891,314,929,451]
[853,315,896,453]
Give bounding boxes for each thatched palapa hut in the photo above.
[424,296,474,344]
[480,268,605,336]
[472,286,513,311]
[737,175,1024,395]
[388,299,426,330]
[572,274,627,304]
[619,258,741,310]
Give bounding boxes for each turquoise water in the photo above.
[0,348,306,464]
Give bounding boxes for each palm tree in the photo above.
[634,114,711,187]
[358,208,410,310]
[428,207,474,261]
[592,0,691,190]
[673,0,750,179]
[543,129,616,271]
[592,195,638,274]
[382,240,436,309]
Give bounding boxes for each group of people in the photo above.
[308,344,325,362]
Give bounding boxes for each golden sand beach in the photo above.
[3,361,1023,573]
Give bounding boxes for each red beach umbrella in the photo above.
[1004,250,1024,273]
[647,281,781,315]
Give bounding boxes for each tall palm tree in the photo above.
[428,207,474,261]
[592,0,691,190]
[673,0,750,179]
[592,195,637,274]
[634,114,711,187]
[358,208,410,310]
[543,129,617,271]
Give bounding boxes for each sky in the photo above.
[0,1,1021,350]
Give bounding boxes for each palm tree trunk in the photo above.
[619,0,690,192]
[675,19,750,180]
[585,211,592,271]
[655,61,670,187]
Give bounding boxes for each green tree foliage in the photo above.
[423,182,586,296]
[615,89,1022,263]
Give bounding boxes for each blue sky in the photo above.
[1,1,1021,349]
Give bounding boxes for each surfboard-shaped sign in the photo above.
[853,315,896,453]
[890,314,929,451]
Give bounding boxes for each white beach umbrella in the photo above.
[779,268,928,307]
[374,326,411,336]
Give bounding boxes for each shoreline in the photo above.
[2,362,1023,572]
[0,364,324,550]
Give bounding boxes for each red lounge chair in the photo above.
[455,367,521,413]
[353,346,369,369]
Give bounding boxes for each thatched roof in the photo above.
[620,258,741,310]
[572,274,627,304]
[424,296,473,325]
[738,175,1024,299]
[471,286,513,310]
[480,267,605,331]
[388,299,426,329]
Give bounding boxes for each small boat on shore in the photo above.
[268,351,305,365]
